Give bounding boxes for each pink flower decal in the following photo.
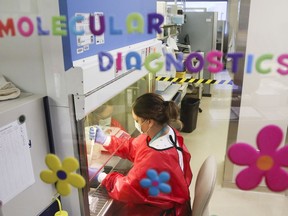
[228,125,288,192]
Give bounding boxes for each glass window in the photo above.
[79,75,149,214]
[166,1,227,20]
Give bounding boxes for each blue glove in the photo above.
[95,126,107,145]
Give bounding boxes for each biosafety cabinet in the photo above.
[0,0,166,215]
[45,38,162,215]
[77,77,151,215]
[41,0,164,215]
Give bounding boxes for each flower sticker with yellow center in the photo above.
[40,154,86,196]
[228,125,288,192]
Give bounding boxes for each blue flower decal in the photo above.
[140,169,171,196]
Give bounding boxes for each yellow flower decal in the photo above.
[40,154,86,196]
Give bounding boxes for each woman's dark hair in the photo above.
[132,93,179,125]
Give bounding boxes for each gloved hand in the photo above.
[89,127,96,140]
[97,172,107,183]
[95,126,107,145]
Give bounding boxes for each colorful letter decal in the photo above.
[52,16,67,36]
[277,54,288,75]
[1,13,288,77]
[185,52,204,73]
[109,17,123,35]
[89,14,105,36]
[37,17,50,35]
[144,52,163,73]
[69,15,84,35]
[18,17,34,37]
[227,52,244,73]
[206,50,224,73]
[147,13,164,34]
[166,53,184,72]
[256,54,273,74]
[126,52,142,70]
[98,52,114,71]
[0,18,16,37]
[126,13,144,34]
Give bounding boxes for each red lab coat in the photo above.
[102,126,193,216]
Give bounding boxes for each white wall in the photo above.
[0,0,83,214]
[0,0,48,95]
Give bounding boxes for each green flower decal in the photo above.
[40,154,86,196]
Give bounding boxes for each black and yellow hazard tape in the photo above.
[155,76,234,85]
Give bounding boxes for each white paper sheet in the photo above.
[0,120,35,205]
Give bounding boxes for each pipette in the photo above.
[88,127,96,164]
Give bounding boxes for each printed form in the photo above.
[0,120,35,205]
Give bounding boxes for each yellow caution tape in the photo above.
[155,76,234,85]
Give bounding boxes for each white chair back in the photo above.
[192,155,217,216]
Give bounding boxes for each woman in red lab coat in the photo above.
[94,93,193,216]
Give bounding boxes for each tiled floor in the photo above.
[182,71,288,216]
